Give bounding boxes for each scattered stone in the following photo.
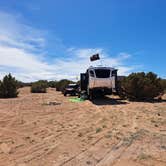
[155,124,158,127]
[78,133,83,137]
[43,101,61,106]
[86,161,91,165]
[161,145,166,150]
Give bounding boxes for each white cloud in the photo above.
[54,48,134,79]
[0,11,135,82]
[0,11,45,51]
[0,11,53,82]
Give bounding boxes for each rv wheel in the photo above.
[89,90,94,101]
[64,93,67,96]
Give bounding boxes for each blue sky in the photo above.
[0,0,165,82]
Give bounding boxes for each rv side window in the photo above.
[112,70,117,76]
[90,70,95,77]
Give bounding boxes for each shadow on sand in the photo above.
[132,98,166,103]
[91,96,128,105]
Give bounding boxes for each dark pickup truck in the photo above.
[63,84,79,96]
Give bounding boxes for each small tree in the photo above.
[0,74,19,98]
[48,81,57,88]
[55,79,74,92]
[31,80,47,93]
[160,79,166,92]
[119,72,164,101]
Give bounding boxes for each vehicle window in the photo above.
[90,70,95,77]
[111,70,117,76]
[95,69,110,78]
[67,85,78,89]
[74,85,79,88]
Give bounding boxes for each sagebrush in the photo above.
[31,80,48,93]
[0,74,19,98]
[118,72,164,100]
[55,79,74,92]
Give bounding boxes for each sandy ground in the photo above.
[0,87,165,166]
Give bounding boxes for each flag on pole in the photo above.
[90,53,100,61]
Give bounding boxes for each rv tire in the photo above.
[89,90,94,101]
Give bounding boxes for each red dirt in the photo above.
[0,87,165,166]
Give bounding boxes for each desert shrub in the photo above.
[55,79,74,92]
[118,72,164,101]
[17,81,33,88]
[38,80,49,88]
[76,80,80,86]
[31,80,47,93]
[160,79,166,92]
[0,74,19,98]
[48,81,57,88]
[16,81,25,88]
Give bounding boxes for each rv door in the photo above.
[111,70,117,92]
[80,73,88,91]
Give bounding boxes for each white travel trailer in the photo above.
[80,66,118,100]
